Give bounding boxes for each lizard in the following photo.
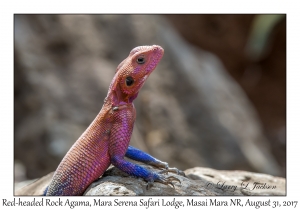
[44,45,184,196]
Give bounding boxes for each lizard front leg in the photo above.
[125,145,185,176]
[109,109,180,189]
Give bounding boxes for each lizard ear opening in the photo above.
[125,76,134,86]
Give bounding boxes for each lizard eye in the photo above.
[125,76,134,86]
[137,56,145,64]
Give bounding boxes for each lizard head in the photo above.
[109,45,164,105]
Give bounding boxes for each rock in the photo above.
[15,165,285,196]
[15,172,53,196]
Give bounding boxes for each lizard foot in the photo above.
[159,167,186,177]
[146,175,181,190]
[148,161,186,177]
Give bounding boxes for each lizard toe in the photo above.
[159,167,186,177]
[146,180,154,190]
[156,175,181,188]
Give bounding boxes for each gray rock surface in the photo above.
[15,165,285,196]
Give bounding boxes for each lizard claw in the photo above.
[149,161,186,177]
[159,167,186,177]
[146,175,181,190]
[146,180,154,190]
[156,175,181,188]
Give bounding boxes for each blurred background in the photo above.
[14,14,286,184]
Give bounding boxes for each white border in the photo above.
[1,0,299,209]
